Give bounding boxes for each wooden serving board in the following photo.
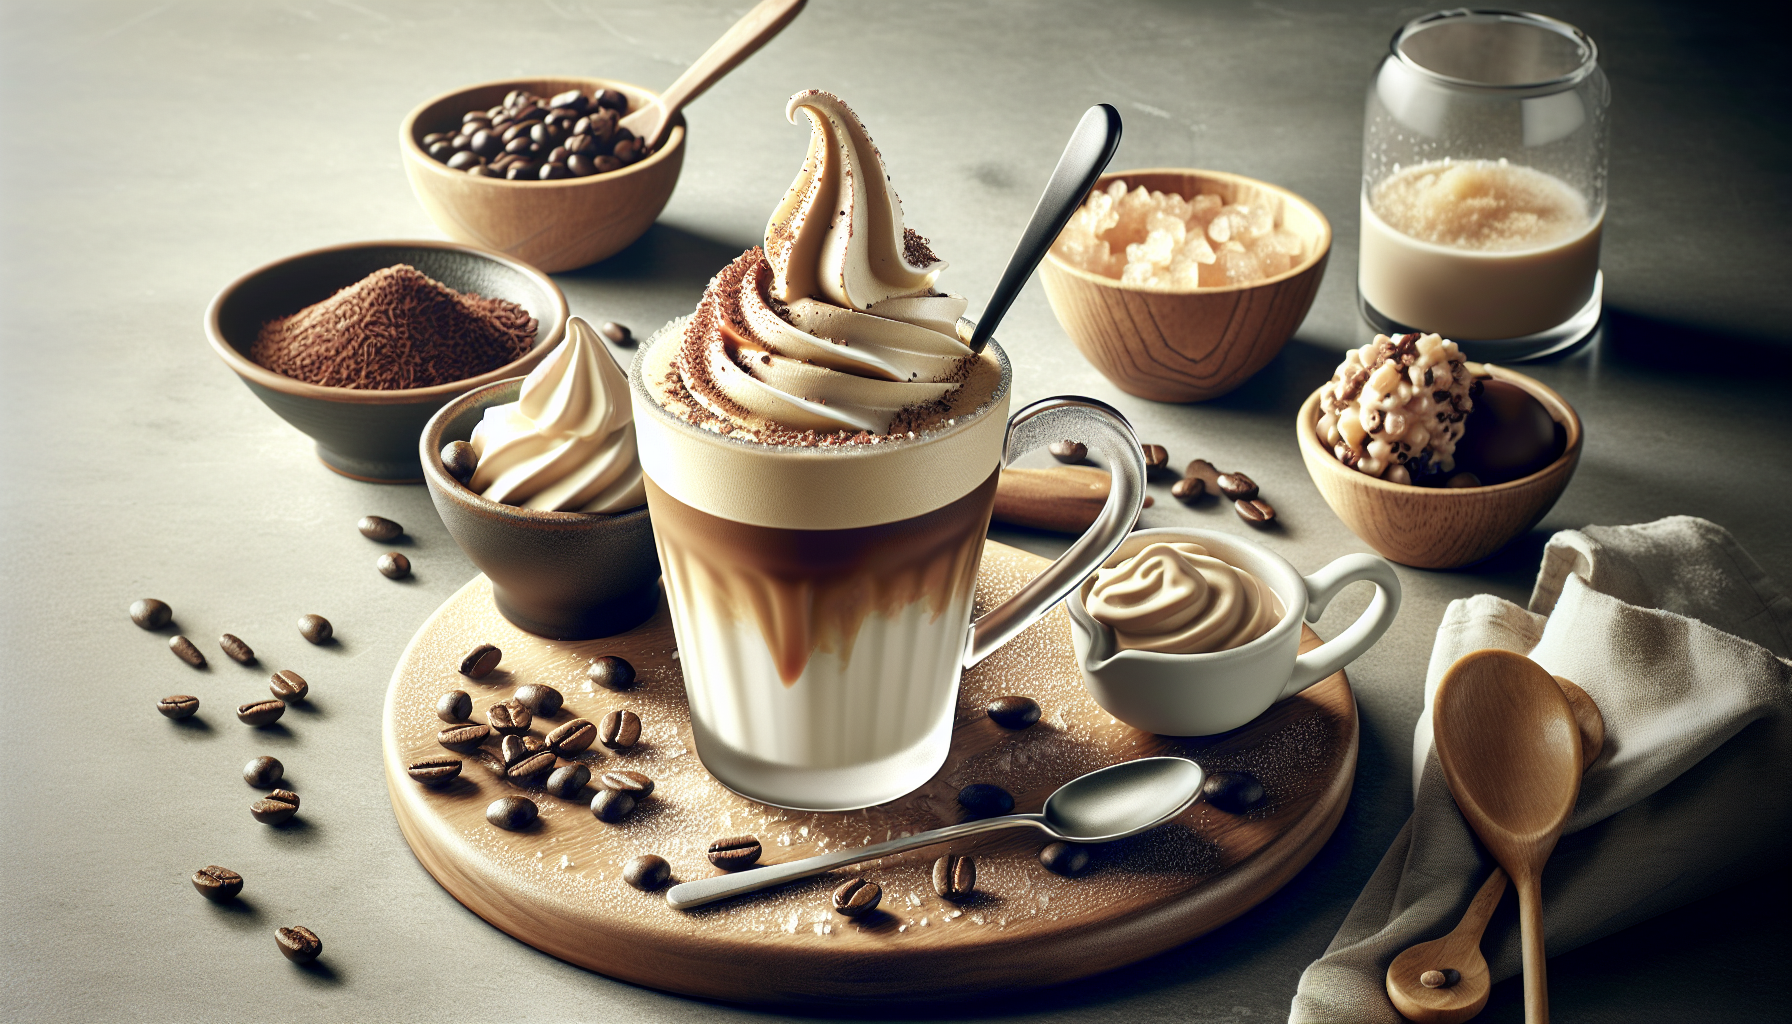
[382,541,1356,1006]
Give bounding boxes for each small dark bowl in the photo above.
[206,240,569,482]
[421,377,659,640]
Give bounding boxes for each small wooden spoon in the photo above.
[619,0,807,152]
[1432,650,1583,1024]
[1387,676,1603,1023]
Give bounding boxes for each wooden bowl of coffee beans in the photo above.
[401,77,686,273]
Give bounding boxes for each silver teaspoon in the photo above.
[665,756,1203,910]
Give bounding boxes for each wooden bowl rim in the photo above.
[1297,363,1583,496]
[399,75,686,191]
[204,238,571,406]
[1041,167,1334,295]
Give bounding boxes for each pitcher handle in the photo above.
[1278,553,1402,699]
[963,396,1146,669]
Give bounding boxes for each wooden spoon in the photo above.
[1431,649,1583,1024]
[1386,676,1603,1023]
[619,0,807,152]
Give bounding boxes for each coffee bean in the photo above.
[1421,968,1462,989]
[1202,771,1266,813]
[1183,459,1223,488]
[441,440,478,483]
[447,150,482,170]
[567,154,597,176]
[1048,439,1087,463]
[251,789,300,824]
[586,655,635,690]
[237,699,285,727]
[591,155,623,174]
[427,140,452,159]
[832,877,881,917]
[243,755,284,789]
[623,854,669,891]
[611,137,644,163]
[437,723,490,752]
[957,783,1014,819]
[1038,841,1091,876]
[505,162,540,181]
[599,769,653,797]
[1141,444,1169,470]
[596,88,628,112]
[378,552,412,579]
[130,598,172,629]
[986,695,1040,730]
[357,515,402,541]
[599,709,641,750]
[158,695,199,719]
[488,698,532,735]
[460,644,502,679]
[422,132,450,146]
[547,718,597,757]
[549,88,588,111]
[706,835,762,871]
[514,683,563,717]
[219,634,255,664]
[591,787,636,823]
[508,750,557,782]
[169,635,206,668]
[269,669,308,702]
[436,690,472,723]
[486,795,537,831]
[1234,498,1276,525]
[529,123,556,146]
[1215,472,1259,501]
[499,733,546,765]
[599,321,633,346]
[932,854,976,900]
[407,757,462,786]
[544,762,590,799]
[275,925,322,964]
[1171,476,1206,502]
[503,136,532,156]
[296,614,332,644]
[192,865,243,902]
[1444,471,1482,488]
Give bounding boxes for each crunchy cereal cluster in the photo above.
[1317,333,1478,484]
[1053,180,1305,290]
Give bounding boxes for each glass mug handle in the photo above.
[963,396,1146,669]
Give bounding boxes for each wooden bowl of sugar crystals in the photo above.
[1041,169,1331,402]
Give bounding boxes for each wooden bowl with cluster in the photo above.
[1040,168,1331,403]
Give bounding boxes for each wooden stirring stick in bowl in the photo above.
[1387,676,1603,1023]
[619,0,807,152]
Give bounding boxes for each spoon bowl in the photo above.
[1043,756,1206,841]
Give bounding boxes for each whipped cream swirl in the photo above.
[1088,542,1284,655]
[468,316,645,513]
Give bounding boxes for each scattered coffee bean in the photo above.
[514,683,564,717]
[407,757,462,786]
[1141,444,1169,470]
[544,763,591,799]
[1038,841,1091,877]
[296,614,332,644]
[1184,459,1223,488]
[486,795,538,831]
[599,321,633,346]
[599,769,654,797]
[269,669,308,702]
[832,877,881,917]
[1202,771,1266,813]
[508,750,557,782]
[1049,440,1087,464]
[130,598,172,630]
[623,854,670,891]
[488,698,532,735]
[437,723,490,752]
[243,755,284,789]
[192,865,243,902]
[169,635,206,668]
[1444,472,1482,488]
[707,835,762,871]
[1420,968,1462,989]
[460,644,502,679]
[500,733,547,766]
[377,552,412,579]
[251,789,300,824]
[158,695,199,719]
[441,440,479,483]
[957,783,1015,819]
[219,634,255,664]
[1216,472,1259,501]
[275,925,322,964]
[591,787,637,823]
[237,699,286,727]
[932,853,976,900]
[1234,498,1276,525]
[599,709,641,750]
[547,718,598,757]
[437,690,472,723]
[1171,476,1206,502]
[357,515,403,541]
[587,655,636,691]
[986,695,1041,730]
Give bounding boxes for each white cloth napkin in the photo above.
[1290,516,1792,1023]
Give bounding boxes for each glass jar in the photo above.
[1359,10,1610,358]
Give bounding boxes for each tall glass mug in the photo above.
[631,330,1145,811]
[1360,10,1610,359]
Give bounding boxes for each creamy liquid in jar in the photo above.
[1358,158,1602,341]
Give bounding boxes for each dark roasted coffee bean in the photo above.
[296,613,332,644]
[564,133,596,155]
[1141,444,1169,470]
[169,635,206,667]
[488,698,532,735]
[450,134,473,152]
[932,854,976,900]
[508,750,556,782]
[547,718,597,756]
[447,150,481,170]
[437,690,472,723]
[276,925,322,964]
[599,769,654,797]
[470,130,500,156]
[466,164,493,177]
[158,695,199,719]
[219,633,255,664]
[707,835,762,871]
[269,669,308,702]
[591,154,623,174]
[1171,476,1206,502]
[500,733,547,767]
[1183,459,1223,489]
[131,598,172,629]
[957,783,1014,819]
[251,789,299,824]
[1234,498,1276,524]
[986,695,1040,730]
[539,163,571,180]
[1444,471,1482,488]
[1216,472,1259,501]
[192,865,243,902]
[422,132,450,146]
[590,787,636,823]
[437,723,490,752]
[599,709,641,750]
[1039,841,1091,876]
[566,153,597,176]
[407,757,462,786]
[237,699,285,727]
[549,88,588,112]
[357,515,403,541]
[544,762,590,799]
[1420,968,1463,988]
[1048,440,1087,463]
[1202,771,1266,813]
[531,123,559,146]
[832,878,882,917]
[500,121,535,144]
[599,321,633,346]
[462,110,488,124]
[587,655,635,690]
[427,140,453,159]
[486,795,537,831]
[505,162,540,180]
[596,88,628,112]
[623,854,669,890]
[514,683,563,717]
[243,755,284,789]
[502,89,528,108]
[460,644,502,679]
[504,136,532,155]
[440,440,478,482]
[546,145,569,164]
[611,137,644,163]
[377,552,411,579]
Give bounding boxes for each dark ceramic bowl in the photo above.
[206,240,569,482]
[421,377,660,640]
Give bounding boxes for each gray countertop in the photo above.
[2,1,1786,1020]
